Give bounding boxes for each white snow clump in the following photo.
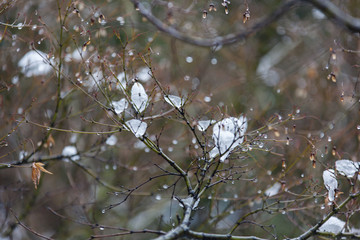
[318,216,345,234]
[106,135,118,146]
[125,119,147,138]
[197,120,215,132]
[131,82,148,113]
[335,159,359,179]
[323,169,338,202]
[112,98,128,114]
[18,50,53,77]
[265,182,281,197]
[210,116,247,162]
[164,95,185,109]
[62,146,80,161]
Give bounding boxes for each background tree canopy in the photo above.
[0,0,360,239]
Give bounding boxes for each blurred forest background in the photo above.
[0,0,360,239]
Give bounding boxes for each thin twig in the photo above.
[11,209,54,240]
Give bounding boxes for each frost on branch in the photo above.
[18,50,53,77]
[125,119,147,138]
[112,98,128,114]
[210,116,247,162]
[131,82,148,113]
[178,196,200,210]
[323,169,338,202]
[164,95,184,109]
[318,216,345,234]
[335,159,360,179]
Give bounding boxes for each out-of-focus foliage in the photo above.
[0,0,360,239]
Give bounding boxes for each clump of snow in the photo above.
[318,216,345,234]
[335,159,359,178]
[131,82,148,113]
[180,196,194,208]
[134,140,147,149]
[265,182,281,197]
[197,120,215,132]
[210,116,247,162]
[64,48,84,62]
[83,67,103,89]
[323,169,338,202]
[116,16,125,25]
[112,98,128,114]
[164,95,184,109]
[312,9,326,20]
[125,119,147,138]
[136,67,151,82]
[62,146,80,161]
[106,135,117,146]
[12,75,19,84]
[350,227,360,234]
[18,50,53,77]
[19,151,27,161]
[69,134,78,144]
[116,72,127,91]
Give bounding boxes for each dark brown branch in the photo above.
[90,230,164,239]
[46,208,165,239]
[11,209,54,240]
[129,0,360,48]
[186,230,268,240]
[129,0,299,47]
[293,191,360,240]
[303,0,360,33]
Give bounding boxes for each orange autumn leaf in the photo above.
[31,162,53,189]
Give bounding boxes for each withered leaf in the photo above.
[32,162,53,189]
[44,134,55,148]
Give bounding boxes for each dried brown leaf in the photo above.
[31,162,53,189]
[44,134,55,148]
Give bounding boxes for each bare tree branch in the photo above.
[11,209,54,240]
[304,0,360,33]
[129,0,360,47]
[292,191,360,240]
[129,0,299,47]
[186,230,268,240]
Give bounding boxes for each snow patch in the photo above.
[18,50,53,77]
[62,146,80,161]
[125,119,147,138]
[131,82,148,113]
[318,216,345,234]
[323,169,338,202]
[265,182,281,197]
[164,95,184,109]
[210,116,247,162]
